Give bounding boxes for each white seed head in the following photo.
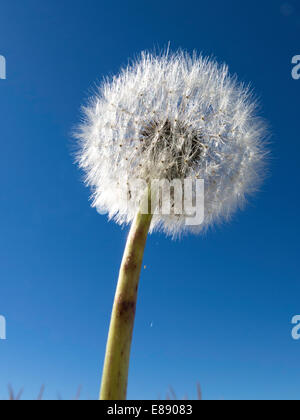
[75,50,267,236]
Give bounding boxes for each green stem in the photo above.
[100,211,153,400]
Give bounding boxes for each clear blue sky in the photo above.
[0,0,299,400]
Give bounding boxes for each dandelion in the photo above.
[75,49,267,400]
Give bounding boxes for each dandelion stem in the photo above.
[100,210,153,400]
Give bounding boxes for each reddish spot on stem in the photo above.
[117,296,136,320]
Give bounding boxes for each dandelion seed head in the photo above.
[75,50,267,236]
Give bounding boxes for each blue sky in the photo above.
[0,0,299,400]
